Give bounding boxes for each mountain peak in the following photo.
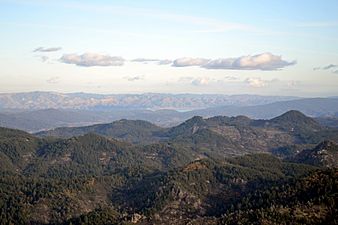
[270,110,322,132]
[272,110,308,121]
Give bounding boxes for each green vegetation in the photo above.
[0,111,337,224]
[219,169,337,225]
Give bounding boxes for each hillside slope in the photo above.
[0,124,337,224]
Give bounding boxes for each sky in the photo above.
[1,0,338,97]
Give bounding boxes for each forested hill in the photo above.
[36,119,164,144]
[37,110,338,151]
[0,111,337,224]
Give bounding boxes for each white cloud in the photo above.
[173,57,210,67]
[178,76,301,91]
[191,77,210,86]
[60,53,124,67]
[245,78,266,88]
[46,76,60,84]
[179,76,223,86]
[171,53,295,70]
[124,75,144,81]
[203,53,296,70]
[244,78,300,89]
[234,53,294,70]
[33,47,62,52]
[203,58,233,69]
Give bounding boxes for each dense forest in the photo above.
[0,111,337,224]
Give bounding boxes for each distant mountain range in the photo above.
[0,91,300,110]
[1,94,338,132]
[193,97,338,118]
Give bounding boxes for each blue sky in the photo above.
[1,0,338,96]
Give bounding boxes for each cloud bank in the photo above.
[34,47,62,52]
[60,53,125,67]
[172,53,295,70]
[178,76,300,91]
[57,52,294,70]
[207,53,295,70]
[179,76,224,86]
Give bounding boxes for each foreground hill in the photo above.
[0,111,337,224]
[0,142,336,224]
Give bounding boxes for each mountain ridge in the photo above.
[1,97,338,132]
[0,92,300,110]
[35,111,338,160]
